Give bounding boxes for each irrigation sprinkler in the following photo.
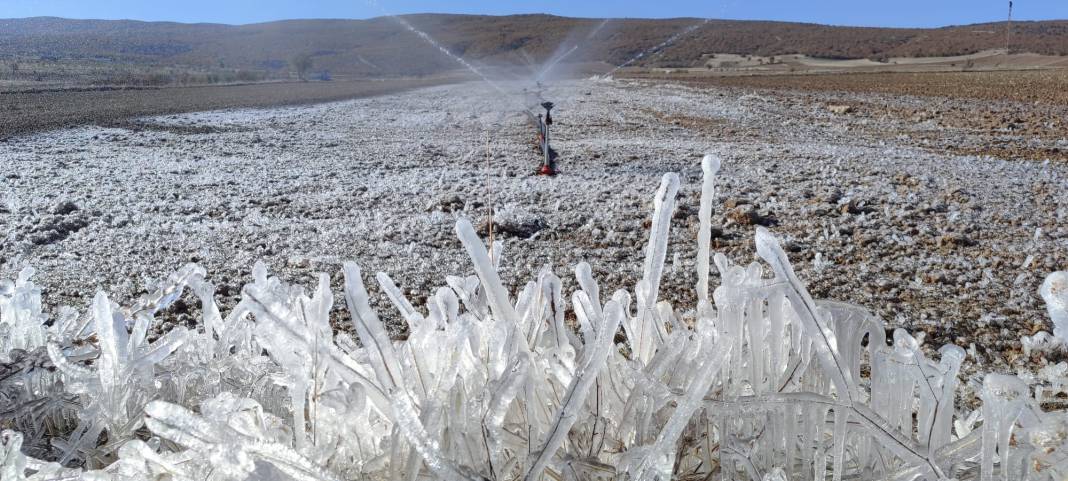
[523,90,558,176]
[538,101,555,175]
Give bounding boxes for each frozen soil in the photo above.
[0,76,457,139]
[1,78,1066,388]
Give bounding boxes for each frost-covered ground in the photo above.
[1,79,1065,383]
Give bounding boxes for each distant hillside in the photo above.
[0,14,1065,78]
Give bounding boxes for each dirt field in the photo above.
[0,76,460,140]
[636,69,1068,105]
[630,69,1068,162]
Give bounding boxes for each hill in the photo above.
[0,14,1066,80]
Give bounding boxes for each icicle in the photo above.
[456,219,521,327]
[377,272,424,331]
[641,173,680,310]
[697,154,721,304]
[342,263,405,393]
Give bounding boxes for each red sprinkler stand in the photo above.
[537,101,556,176]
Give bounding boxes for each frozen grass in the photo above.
[1,156,1067,481]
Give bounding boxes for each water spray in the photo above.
[602,18,711,78]
[365,0,512,99]
[535,45,579,83]
[533,19,611,84]
[521,19,615,176]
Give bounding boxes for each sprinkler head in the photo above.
[541,102,554,126]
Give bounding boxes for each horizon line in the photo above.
[3,13,1067,30]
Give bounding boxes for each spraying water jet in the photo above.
[520,19,616,176]
[365,0,518,103]
[602,18,711,78]
[534,19,611,85]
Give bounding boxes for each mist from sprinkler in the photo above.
[365,0,633,183]
[533,19,611,84]
[366,0,522,106]
[535,45,579,83]
[602,18,711,78]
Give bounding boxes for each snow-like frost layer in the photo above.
[2,162,1067,481]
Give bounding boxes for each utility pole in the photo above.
[1006,1,1014,55]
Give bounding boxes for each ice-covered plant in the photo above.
[45,293,189,466]
[1041,271,1068,342]
[0,268,46,359]
[0,154,1066,480]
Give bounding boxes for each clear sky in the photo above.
[2,0,1066,28]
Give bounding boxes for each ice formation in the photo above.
[1022,272,1068,356]
[1041,272,1068,342]
[2,160,1067,481]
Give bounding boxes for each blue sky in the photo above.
[3,0,1066,27]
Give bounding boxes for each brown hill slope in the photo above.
[0,14,1065,77]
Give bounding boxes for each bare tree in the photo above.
[291,53,314,81]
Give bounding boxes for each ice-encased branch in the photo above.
[626,173,679,363]
[525,300,624,481]
[696,154,721,304]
